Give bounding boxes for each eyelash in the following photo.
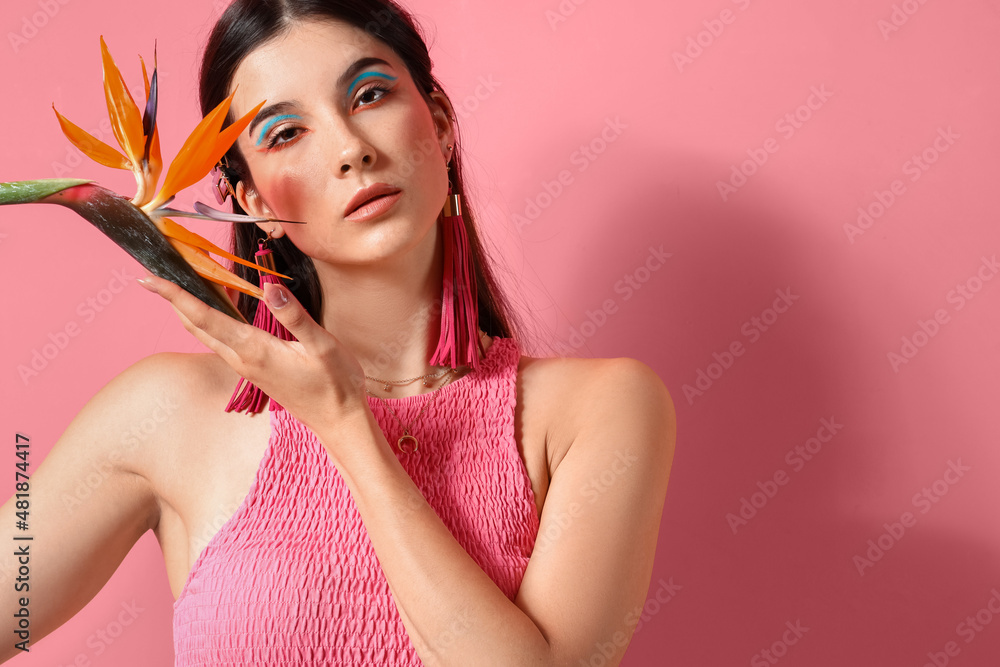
[263,82,395,151]
[356,81,394,108]
[264,126,300,150]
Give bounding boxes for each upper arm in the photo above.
[514,357,676,666]
[0,353,185,661]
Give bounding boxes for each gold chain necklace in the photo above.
[365,368,459,454]
[364,367,453,392]
[362,330,490,391]
[361,331,490,453]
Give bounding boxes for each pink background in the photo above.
[2,0,999,665]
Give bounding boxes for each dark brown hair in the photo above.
[199,0,525,344]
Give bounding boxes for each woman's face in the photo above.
[228,19,455,267]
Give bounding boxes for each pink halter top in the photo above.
[172,337,539,665]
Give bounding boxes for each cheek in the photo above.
[400,110,442,168]
[383,95,442,173]
[394,112,448,207]
[258,165,312,220]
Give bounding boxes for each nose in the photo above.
[326,116,375,176]
[340,150,373,174]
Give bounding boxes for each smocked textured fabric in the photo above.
[172,337,539,665]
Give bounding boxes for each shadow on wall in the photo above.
[538,146,998,666]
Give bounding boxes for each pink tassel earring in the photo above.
[225,231,298,413]
[430,146,484,371]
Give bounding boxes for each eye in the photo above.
[265,125,302,150]
[355,81,393,109]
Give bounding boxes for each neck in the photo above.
[310,217,482,394]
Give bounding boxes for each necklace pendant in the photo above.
[397,433,419,454]
[384,383,391,391]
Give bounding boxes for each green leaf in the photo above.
[0,179,93,205]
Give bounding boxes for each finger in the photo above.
[260,282,329,349]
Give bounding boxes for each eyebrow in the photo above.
[340,56,394,94]
[246,57,395,140]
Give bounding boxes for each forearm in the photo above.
[319,410,550,667]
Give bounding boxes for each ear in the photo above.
[428,91,457,157]
[235,181,285,239]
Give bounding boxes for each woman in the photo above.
[1,0,675,664]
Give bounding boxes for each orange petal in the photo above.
[100,36,145,165]
[145,94,231,211]
[168,238,264,300]
[148,123,163,189]
[154,216,292,280]
[147,92,266,211]
[212,98,267,166]
[52,105,131,170]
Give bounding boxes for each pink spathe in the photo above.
[172,337,538,664]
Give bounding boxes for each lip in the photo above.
[345,191,403,222]
[344,183,402,219]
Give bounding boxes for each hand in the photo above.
[136,274,372,437]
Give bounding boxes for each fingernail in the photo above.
[264,283,288,309]
[136,277,159,294]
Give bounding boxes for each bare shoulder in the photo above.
[101,351,238,488]
[115,348,245,433]
[76,352,207,466]
[516,353,674,425]
[517,352,676,473]
[110,351,229,440]
[123,350,235,401]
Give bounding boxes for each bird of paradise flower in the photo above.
[0,37,296,321]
